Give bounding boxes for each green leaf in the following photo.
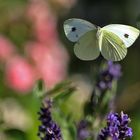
[4,129,26,140]
[53,86,75,102]
[33,79,47,98]
[68,122,77,140]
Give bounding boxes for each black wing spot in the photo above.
[71,27,77,32]
[124,33,129,38]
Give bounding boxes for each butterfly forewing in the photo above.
[64,18,96,42]
[74,30,100,60]
[99,30,127,61]
[102,24,140,48]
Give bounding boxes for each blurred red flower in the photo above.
[26,0,69,89]
[26,41,68,89]
[5,56,36,93]
[27,0,57,43]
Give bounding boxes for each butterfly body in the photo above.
[64,18,140,61]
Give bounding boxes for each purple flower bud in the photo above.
[125,127,133,137]
[108,61,122,79]
[77,120,90,140]
[38,98,62,140]
[97,61,121,91]
[98,112,132,140]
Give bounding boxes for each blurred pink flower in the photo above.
[25,42,69,88]
[27,0,57,43]
[5,56,36,93]
[0,36,15,62]
[25,0,69,89]
[27,0,53,22]
[34,19,57,43]
[0,0,70,94]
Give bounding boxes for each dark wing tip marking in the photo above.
[124,33,129,38]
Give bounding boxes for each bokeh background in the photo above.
[0,0,140,140]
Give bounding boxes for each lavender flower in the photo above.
[98,112,132,140]
[97,61,121,91]
[77,120,90,140]
[38,99,62,140]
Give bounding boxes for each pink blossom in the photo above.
[26,0,69,88]
[27,0,53,22]
[1,0,70,93]
[5,56,36,93]
[0,36,15,62]
[34,19,57,43]
[27,0,57,43]
[38,44,69,88]
[25,42,69,89]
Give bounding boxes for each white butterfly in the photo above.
[64,18,140,61]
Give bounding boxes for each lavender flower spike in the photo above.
[77,120,90,140]
[97,61,121,91]
[38,98,62,140]
[98,111,132,140]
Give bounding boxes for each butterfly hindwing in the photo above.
[63,18,96,42]
[102,24,140,48]
[74,30,100,60]
[99,30,127,61]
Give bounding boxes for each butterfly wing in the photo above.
[64,18,96,42]
[99,30,127,61]
[102,24,140,48]
[74,30,100,60]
